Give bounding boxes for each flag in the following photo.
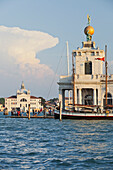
[95,57,105,61]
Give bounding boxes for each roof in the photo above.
[7,95,17,99]
[30,96,40,99]
[6,95,40,99]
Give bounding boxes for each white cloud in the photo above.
[0,26,59,97]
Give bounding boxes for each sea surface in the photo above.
[0,114,113,169]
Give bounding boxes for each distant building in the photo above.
[5,82,43,112]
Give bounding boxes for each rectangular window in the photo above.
[91,52,95,56]
[85,62,92,75]
[97,52,99,56]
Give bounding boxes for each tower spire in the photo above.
[84,15,94,41]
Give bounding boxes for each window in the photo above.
[85,61,92,75]
[91,52,95,56]
[78,52,81,56]
[20,98,27,102]
[97,52,99,56]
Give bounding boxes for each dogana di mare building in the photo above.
[5,82,43,112]
[58,16,113,112]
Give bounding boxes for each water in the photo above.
[0,114,113,169]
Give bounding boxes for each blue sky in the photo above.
[0,0,113,99]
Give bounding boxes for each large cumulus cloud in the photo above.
[0,26,59,97]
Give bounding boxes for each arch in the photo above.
[20,98,27,102]
[85,61,92,75]
[104,93,112,98]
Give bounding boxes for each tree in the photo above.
[0,98,5,106]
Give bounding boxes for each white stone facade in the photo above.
[5,82,43,112]
[58,41,113,112]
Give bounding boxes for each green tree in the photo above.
[0,98,5,106]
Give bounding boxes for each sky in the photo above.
[0,0,113,100]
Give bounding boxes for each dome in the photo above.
[84,26,94,35]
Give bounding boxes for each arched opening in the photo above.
[20,98,27,102]
[103,93,113,109]
[85,61,92,75]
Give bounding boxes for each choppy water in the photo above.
[0,114,113,169]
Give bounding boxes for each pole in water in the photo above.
[59,101,62,121]
[28,104,30,120]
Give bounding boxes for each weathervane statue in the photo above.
[87,14,91,25]
[84,15,94,41]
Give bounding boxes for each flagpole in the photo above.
[105,45,107,109]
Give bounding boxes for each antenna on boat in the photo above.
[66,41,69,75]
[72,52,76,110]
[105,45,108,110]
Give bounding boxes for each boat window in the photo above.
[103,93,112,109]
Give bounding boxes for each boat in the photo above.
[54,16,113,120]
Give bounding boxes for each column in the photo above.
[93,88,96,105]
[59,89,62,109]
[79,88,82,104]
[62,89,65,110]
[75,87,77,104]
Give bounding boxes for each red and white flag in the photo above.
[95,57,105,61]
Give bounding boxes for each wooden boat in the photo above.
[54,108,113,120]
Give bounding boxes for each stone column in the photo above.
[79,88,82,104]
[93,88,96,105]
[59,89,62,109]
[75,87,77,104]
[62,89,65,110]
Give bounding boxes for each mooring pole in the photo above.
[59,101,62,121]
[28,104,30,120]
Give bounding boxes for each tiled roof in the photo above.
[30,96,40,99]
[7,95,17,99]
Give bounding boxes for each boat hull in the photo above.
[54,111,113,120]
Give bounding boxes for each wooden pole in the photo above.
[28,104,30,120]
[59,101,62,121]
[72,53,75,110]
[105,45,108,109]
